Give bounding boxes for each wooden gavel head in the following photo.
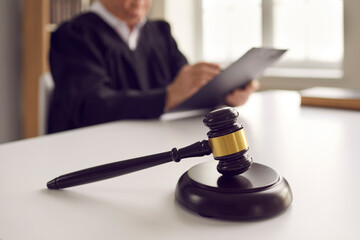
[203,107,253,176]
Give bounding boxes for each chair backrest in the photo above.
[38,73,54,135]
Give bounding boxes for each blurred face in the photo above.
[101,0,152,28]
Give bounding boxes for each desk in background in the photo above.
[1,90,359,240]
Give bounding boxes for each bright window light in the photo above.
[272,0,343,69]
[202,0,262,64]
[201,0,343,70]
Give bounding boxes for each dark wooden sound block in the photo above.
[175,161,293,220]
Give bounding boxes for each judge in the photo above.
[48,0,259,134]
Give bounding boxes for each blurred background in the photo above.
[1,0,359,144]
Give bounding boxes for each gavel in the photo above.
[47,107,252,190]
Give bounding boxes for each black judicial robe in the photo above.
[48,13,188,133]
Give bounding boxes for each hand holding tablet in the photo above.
[172,47,287,111]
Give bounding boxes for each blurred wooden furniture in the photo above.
[22,0,50,138]
[21,0,91,138]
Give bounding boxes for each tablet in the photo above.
[172,47,287,111]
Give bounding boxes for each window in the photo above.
[202,0,262,64]
[201,0,344,73]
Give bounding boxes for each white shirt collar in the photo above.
[90,1,146,50]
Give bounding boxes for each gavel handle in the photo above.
[47,140,211,190]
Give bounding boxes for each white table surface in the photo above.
[1,90,359,240]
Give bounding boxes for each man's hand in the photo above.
[165,62,220,110]
[225,80,260,107]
